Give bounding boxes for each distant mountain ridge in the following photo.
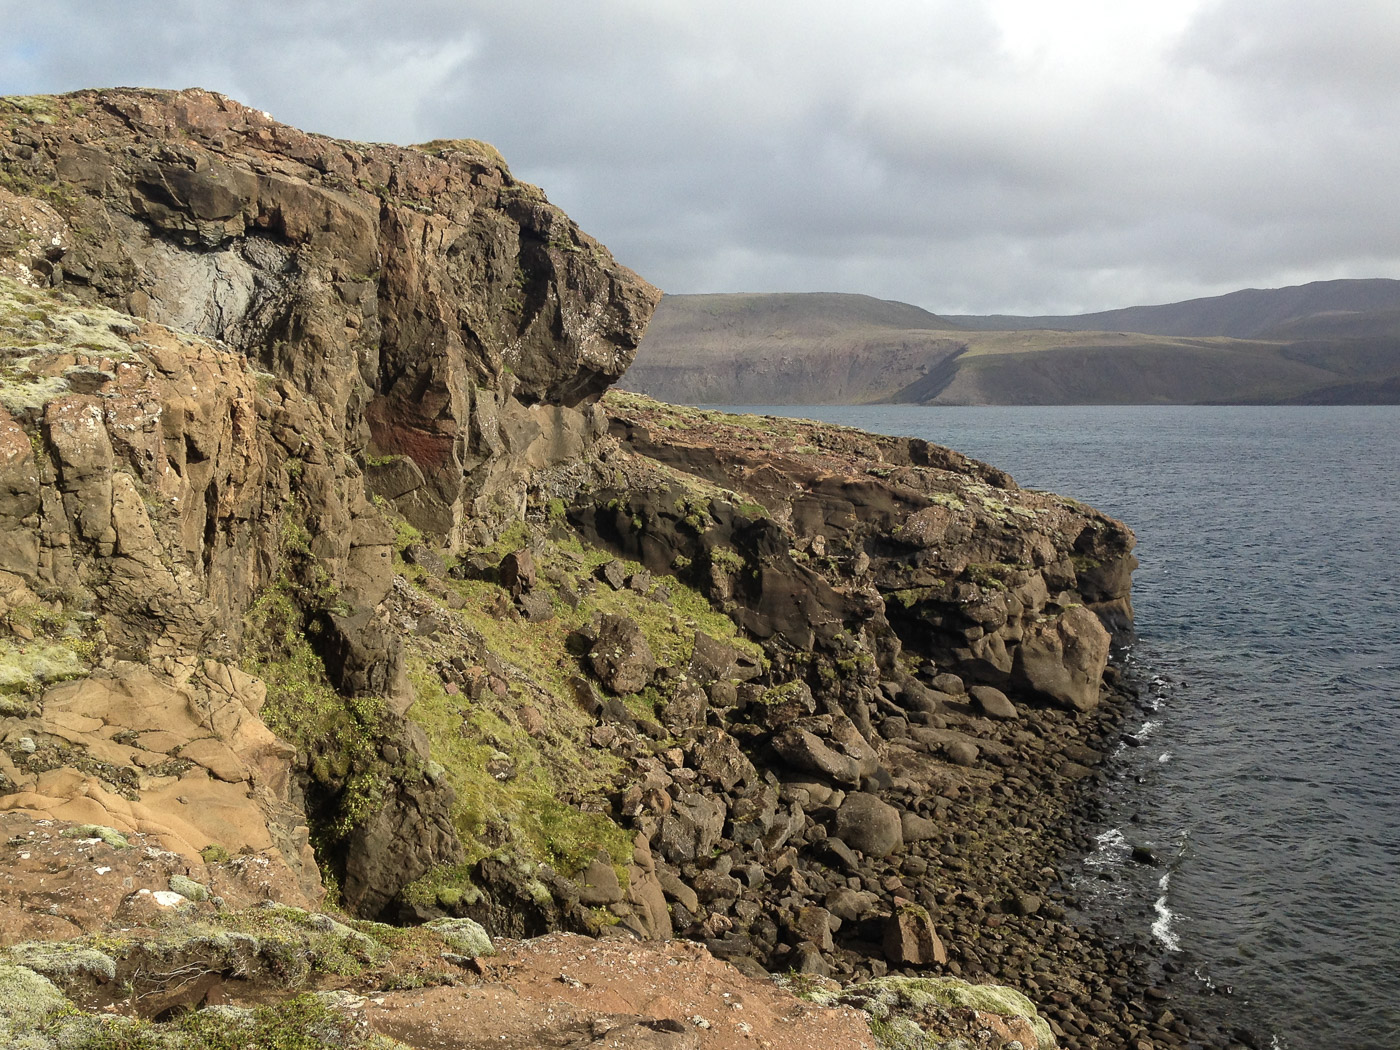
[946,278,1400,339]
[623,281,1400,405]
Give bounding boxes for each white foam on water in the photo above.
[1137,719,1161,739]
[1085,826,1129,868]
[1152,872,1181,951]
[1148,873,1181,952]
[1158,751,1174,764]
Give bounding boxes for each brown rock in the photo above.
[883,902,948,966]
[1011,605,1111,711]
[578,853,624,906]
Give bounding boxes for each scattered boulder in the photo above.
[598,559,628,590]
[588,613,658,694]
[900,810,939,843]
[770,727,861,786]
[883,901,948,966]
[834,792,904,858]
[499,548,537,596]
[657,793,725,865]
[969,685,1018,720]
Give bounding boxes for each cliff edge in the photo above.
[0,90,1178,1050]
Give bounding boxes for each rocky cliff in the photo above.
[0,90,1211,1050]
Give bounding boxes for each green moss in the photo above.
[399,862,483,912]
[708,546,746,574]
[59,824,129,849]
[47,992,411,1049]
[835,975,1057,1050]
[242,589,388,849]
[169,875,210,903]
[0,963,71,1033]
[393,519,423,553]
[423,917,494,958]
[966,563,1015,591]
[3,941,117,984]
[928,492,968,512]
[405,658,632,879]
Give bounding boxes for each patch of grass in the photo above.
[242,588,388,844]
[404,658,632,880]
[46,992,402,1049]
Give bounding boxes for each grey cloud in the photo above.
[2,1,1398,313]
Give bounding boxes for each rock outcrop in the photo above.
[0,90,1200,1050]
[0,88,658,918]
[2,88,658,542]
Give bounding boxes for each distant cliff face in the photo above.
[628,291,1400,405]
[1,89,661,540]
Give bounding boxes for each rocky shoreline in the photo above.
[0,88,1259,1050]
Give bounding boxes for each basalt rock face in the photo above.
[1,88,659,542]
[578,395,1136,714]
[0,89,659,918]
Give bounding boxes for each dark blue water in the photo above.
[726,405,1400,1050]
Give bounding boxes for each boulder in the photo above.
[900,810,939,843]
[969,685,1018,720]
[1010,605,1110,711]
[943,739,980,767]
[789,905,836,952]
[770,727,861,786]
[499,548,537,596]
[884,902,947,966]
[657,792,725,865]
[577,854,624,906]
[588,613,657,695]
[834,792,904,858]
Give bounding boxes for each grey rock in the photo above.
[834,792,904,857]
[657,792,726,864]
[588,613,657,694]
[900,810,939,843]
[969,685,1018,720]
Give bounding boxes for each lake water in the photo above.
[724,405,1400,1050]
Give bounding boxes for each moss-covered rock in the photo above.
[424,917,494,958]
[0,963,71,1040]
[815,975,1058,1050]
[3,941,117,985]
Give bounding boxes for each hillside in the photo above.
[622,292,969,403]
[947,278,1400,338]
[625,286,1400,405]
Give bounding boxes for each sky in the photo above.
[2,0,1399,315]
